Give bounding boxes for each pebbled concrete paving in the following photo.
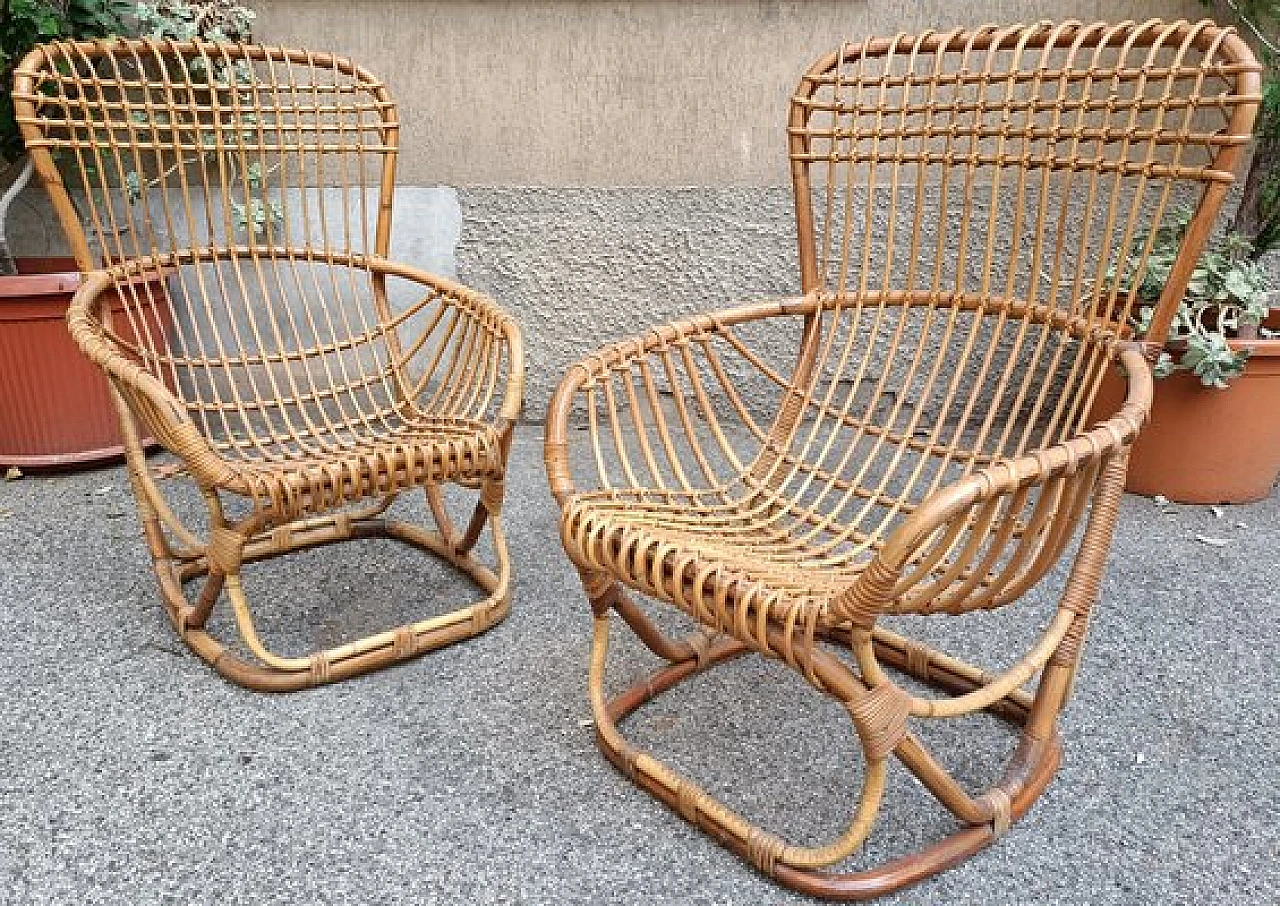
[0,429,1276,905]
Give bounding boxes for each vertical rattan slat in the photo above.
[544,19,1259,898]
[13,39,524,690]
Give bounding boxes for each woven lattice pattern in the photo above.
[551,20,1258,628]
[16,40,519,509]
[14,39,523,689]
[544,20,1260,895]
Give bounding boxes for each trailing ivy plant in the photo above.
[1113,208,1272,388]
[1,1,130,161]
[0,1,271,275]
[134,0,254,44]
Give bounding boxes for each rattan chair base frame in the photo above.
[573,439,1125,900]
[113,376,512,692]
[590,611,1063,900]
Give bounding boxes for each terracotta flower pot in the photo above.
[1094,328,1280,504]
[0,257,170,470]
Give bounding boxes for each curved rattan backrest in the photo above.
[13,40,504,461]
[15,39,398,272]
[789,20,1259,336]
[763,20,1260,507]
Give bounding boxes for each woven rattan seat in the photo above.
[220,416,502,512]
[14,41,524,690]
[544,20,1260,898]
[564,487,868,607]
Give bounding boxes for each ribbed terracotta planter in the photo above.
[0,257,168,470]
[1095,324,1280,504]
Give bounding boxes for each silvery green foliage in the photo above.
[122,3,280,238]
[1,1,131,160]
[1111,207,1272,388]
[134,1,255,43]
[230,197,283,237]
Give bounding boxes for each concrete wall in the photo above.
[255,1,1210,186]
[6,1,1244,425]
[247,1,1223,421]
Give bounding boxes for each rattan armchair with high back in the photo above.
[13,40,523,691]
[544,20,1260,898]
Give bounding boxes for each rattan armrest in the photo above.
[66,271,188,420]
[545,295,815,502]
[366,257,525,428]
[70,257,524,491]
[831,344,1153,626]
[67,271,230,484]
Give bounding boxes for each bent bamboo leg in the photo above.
[110,383,203,562]
[589,611,887,875]
[582,574,722,664]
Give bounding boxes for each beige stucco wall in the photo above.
[7,1,1242,423]
[256,1,1210,186]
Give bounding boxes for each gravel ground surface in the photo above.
[1,428,1276,905]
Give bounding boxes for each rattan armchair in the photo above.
[13,40,523,691]
[545,20,1259,897]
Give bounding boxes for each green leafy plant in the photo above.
[1114,208,1273,388]
[0,2,267,273]
[2,2,131,160]
[1207,0,1280,256]
[134,0,254,43]
[116,2,279,236]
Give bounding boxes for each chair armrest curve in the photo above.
[831,345,1152,625]
[545,295,815,504]
[366,256,525,427]
[66,271,229,483]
